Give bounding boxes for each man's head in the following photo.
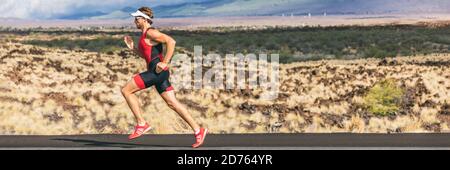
[131,7,154,29]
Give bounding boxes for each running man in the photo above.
[122,7,207,148]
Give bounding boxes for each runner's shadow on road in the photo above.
[51,138,174,148]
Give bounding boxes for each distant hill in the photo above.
[28,0,450,20]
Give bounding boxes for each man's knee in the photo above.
[121,87,131,96]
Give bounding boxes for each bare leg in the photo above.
[160,90,201,132]
[121,80,147,125]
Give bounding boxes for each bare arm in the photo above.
[147,30,176,64]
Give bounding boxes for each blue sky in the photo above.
[0,0,207,19]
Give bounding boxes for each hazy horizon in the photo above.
[1,14,450,29]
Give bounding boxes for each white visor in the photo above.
[130,10,151,20]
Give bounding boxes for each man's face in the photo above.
[134,17,145,29]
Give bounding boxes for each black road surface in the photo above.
[0,133,449,149]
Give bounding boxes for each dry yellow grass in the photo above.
[0,33,449,135]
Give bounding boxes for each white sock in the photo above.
[194,129,200,135]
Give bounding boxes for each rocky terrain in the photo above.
[0,29,449,135]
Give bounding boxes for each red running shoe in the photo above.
[128,123,152,140]
[192,128,208,148]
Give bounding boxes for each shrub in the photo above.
[363,79,405,116]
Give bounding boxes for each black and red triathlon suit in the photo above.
[133,28,174,94]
